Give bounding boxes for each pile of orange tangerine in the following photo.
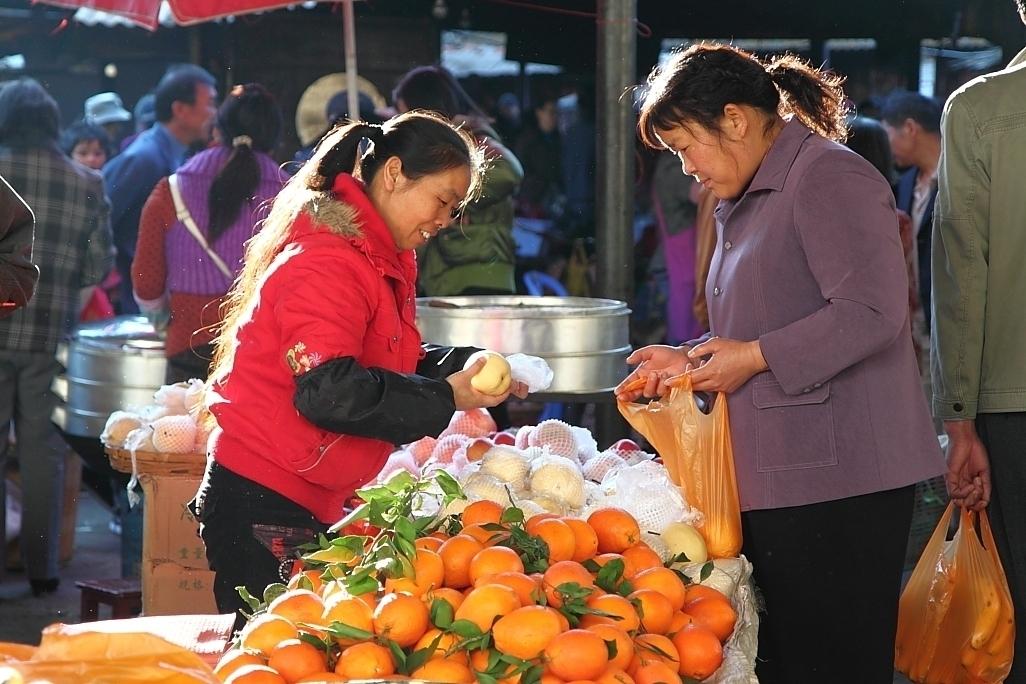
[215,502,737,684]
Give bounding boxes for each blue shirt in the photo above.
[102,123,186,263]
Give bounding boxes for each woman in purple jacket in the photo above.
[616,44,943,683]
[133,84,285,383]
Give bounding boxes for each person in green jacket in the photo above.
[393,66,524,296]
[932,1,1026,678]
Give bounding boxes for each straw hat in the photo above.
[295,73,387,147]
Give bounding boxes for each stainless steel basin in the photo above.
[416,296,631,394]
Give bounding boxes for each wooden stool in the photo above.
[75,578,142,622]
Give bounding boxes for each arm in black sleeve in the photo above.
[417,344,482,380]
[294,356,456,445]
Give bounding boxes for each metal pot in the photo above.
[52,316,167,437]
[416,296,631,394]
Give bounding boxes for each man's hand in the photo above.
[943,419,990,511]
[679,337,768,393]
[614,344,691,402]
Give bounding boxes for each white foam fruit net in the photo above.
[529,454,585,509]
[581,452,626,483]
[600,461,699,534]
[150,415,197,454]
[441,408,497,438]
[100,411,143,447]
[461,471,512,505]
[514,425,534,450]
[430,434,471,463]
[478,446,531,486]
[528,419,579,461]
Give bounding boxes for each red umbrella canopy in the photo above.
[31,0,335,30]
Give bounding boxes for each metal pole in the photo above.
[595,0,636,444]
[342,0,360,121]
[596,0,636,305]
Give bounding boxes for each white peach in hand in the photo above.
[464,350,512,395]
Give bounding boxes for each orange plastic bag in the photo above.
[617,375,743,558]
[0,614,233,683]
[895,503,1015,683]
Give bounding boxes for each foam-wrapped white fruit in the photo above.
[101,411,144,447]
[123,426,156,453]
[661,521,708,564]
[153,382,190,415]
[150,414,198,453]
[529,457,585,509]
[581,451,626,483]
[479,446,531,486]
[529,494,567,515]
[462,471,511,505]
[183,379,206,417]
[511,498,546,518]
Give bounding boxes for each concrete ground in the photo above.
[0,485,120,644]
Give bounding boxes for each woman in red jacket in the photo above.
[193,110,526,623]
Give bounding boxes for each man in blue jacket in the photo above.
[103,65,216,313]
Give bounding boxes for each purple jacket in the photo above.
[698,119,943,511]
[167,146,283,294]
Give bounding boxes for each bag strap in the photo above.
[167,174,233,280]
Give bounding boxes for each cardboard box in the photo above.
[143,560,219,616]
[140,475,207,569]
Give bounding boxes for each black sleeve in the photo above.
[417,344,482,380]
[293,356,457,445]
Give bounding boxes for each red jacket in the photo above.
[207,174,431,523]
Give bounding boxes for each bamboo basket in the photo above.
[105,445,206,477]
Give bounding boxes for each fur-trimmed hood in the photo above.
[292,173,414,283]
[302,192,363,240]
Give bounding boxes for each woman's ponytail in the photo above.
[208,139,258,243]
[765,55,848,142]
[207,83,283,243]
[309,122,383,192]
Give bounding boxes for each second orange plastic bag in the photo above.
[894,502,1015,684]
[617,375,742,558]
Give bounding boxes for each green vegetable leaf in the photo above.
[298,632,329,651]
[476,673,499,684]
[430,598,455,629]
[324,621,374,642]
[262,583,287,606]
[236,586,263,613]
[449,619,485,638]
[329,505,369,534]
[354,484,391,503]
[435,470,463,502]
[395,516,417,542]
[520,663,544,684]
[383,470,417,493]
[603,637,619,661]
[595,558,626,593]
[639,638,677,662]
[669,552,691,565]
[386,638,408,671]
[367,497,391,527]
[503,526,550,574]
[500,506,525,525]
[344,573,379,596]
[405,637,441,675]
[700,561,714,582]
